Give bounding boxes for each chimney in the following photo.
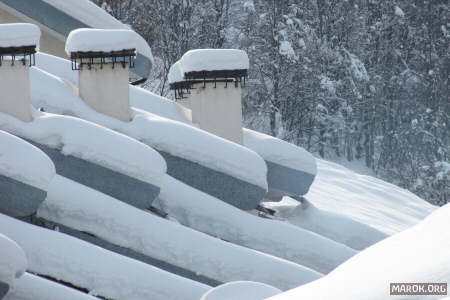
[169,49,248,145]
[66,29,139,122]
[0,23,40,122]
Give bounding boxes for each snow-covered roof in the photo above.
[0,233,27,287]
[200,281,281,300]
[30,57,267,189]
[65,28,143,55]
[0,111,166,188]
[175,49,249,77]
[0,23,40,48]
[267,203,450,300]
[0,130,55,190]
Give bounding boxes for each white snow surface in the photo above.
[38,175,319,291]
[41,0,153,61]
[5,273,98,300]
[0,23,40,48]
[0,111,166,188]
[0,130,55,190]
[0,213,209,300]
[200,281,281,300]
[178,49,249,74]
[266,203,450,300]
[263,197,388,250]
[30,64,267,189]
[159,175,356,274]
[305,159,436,235]
[168,60,184,83]
[65,29,142,54]
[395,6,405,17]
[243,128,317,174]
[0,233,27,286]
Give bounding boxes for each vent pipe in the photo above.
[66,29,139,122]
[169,49,248,145]
[0,23,39,123]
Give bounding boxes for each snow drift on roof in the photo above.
[200,281,281,300]
[0,111,166,188]
[178,49,249,75]
[0,130,55,190]
[65,29,141,54]
[41,0,153,62]
[266,202,450,300]
[0,23,40,48]
[30,63,267,189]
[0,233,27,286]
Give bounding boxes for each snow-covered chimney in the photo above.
[0,23,40,123]
[66,29,140,122]
[169,49,248,145]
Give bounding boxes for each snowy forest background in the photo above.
[92,0,449,206]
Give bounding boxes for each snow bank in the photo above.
[38,175,318,291]
[178,49,249,74]
[266,203,450,300]
[5,273,98,300]
[0,23,40,48]
[0,213,209,300]
[243,129,316,174]
[305,159,436,235]
[66,29,141,54]
[41,0,153,62]
[30,66,267,189]
[0,233,27,287]
[0,110,166,188]
[0,130,55,190]
[263,197,388,250]
[159,175,356,274]
[200,281,281,300]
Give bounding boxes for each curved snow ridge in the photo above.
[168,61,184,84]
[178,49,249,74]
[159,176,357,274]
[243,129,317,175]
[30,67,267,189]
[41,0,153,62]
[0,111,166,188]
[0,23,40,48]
[264,197,388,251]
[0,214,210,300]
[266,203,450,300]
[5,273,98,300]
[65,29,144,55]
[307,158,436,235]
[0,130,55,190]
[0,233,27,286]
[38,175,319,291]
[200,281,281,300]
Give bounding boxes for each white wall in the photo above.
[187,82,243,145]
[0,62,33,122]
[78,64,131,122]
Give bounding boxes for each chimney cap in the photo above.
[65,29,141,56]
[179,49,249,74]
[0,23,40,49]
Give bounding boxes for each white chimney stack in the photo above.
[0,23,40,123]
[169,49,249,145]
[65,29,141,122]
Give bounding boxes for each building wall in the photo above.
[0,5,68,59]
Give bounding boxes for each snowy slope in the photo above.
[201,281,281,300]
[5,273,98,300]
[0,130,55,191]
[266,203,450,300]
[0,214,209,300]
[38,175,320,290]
